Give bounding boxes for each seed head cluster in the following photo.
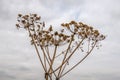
[16,14,105,47]
[61,21,105,41]
[16,14,106,80]
[16,14,71,46]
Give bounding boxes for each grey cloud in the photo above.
[92,73,120,80]
[79,73,120,80]
[0,0,11,20]
[39,0,84,11]
[0,0,120,80]
[0,70,16,80]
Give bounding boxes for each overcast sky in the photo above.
[0,0,120,80]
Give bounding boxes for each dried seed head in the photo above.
[79,22,84,26]
[61,23,65,26]
[94,30,99,34]
[61,29,64,32]
[16,24,20,29]
[86,31,90,35]
[63,36,67,40]
[67,39,70,43]
[21,20,26,24]
[59,33,64,37]
[37,25,40,28]
[18,14,22,17]
[49,26,53,31]
[54,31,58,35]
[78,32,81,35]
[100,35,106,40]
[23,15,29,20]
[74,28,78,32]
[65,23,69,27]
[24,23,29,28]
[33,14,37,17]
[90,26,93,30]
[36,16,41,20]
[16,13,105,47]
[70,21,76,24]
[43,22,45,27]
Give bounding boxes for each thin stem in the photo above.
[55,50,66,58]
[50,38,85,74]
[45,46,52,62]
[28,28,53,80]
[88,38,90,52]
[44,46,54,77]
[60,40,97,78]
[48,45,58,76]
[40,46,48,71]
[27,28,46,72]
[64,38,85,62]
[40,45,57,78]
[59,62,67,76]
[57,37,73,77]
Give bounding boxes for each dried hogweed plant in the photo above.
[16,14,105,80]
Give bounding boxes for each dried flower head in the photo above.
[16,13,106,80]
[16,13,106,53]
[18,14,22,17]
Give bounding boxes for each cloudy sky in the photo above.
[0,0,120,80]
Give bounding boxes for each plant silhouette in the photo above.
[16,14,105,80]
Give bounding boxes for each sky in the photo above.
[0,0,120,80]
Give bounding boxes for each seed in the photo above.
[18,14,22,17]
